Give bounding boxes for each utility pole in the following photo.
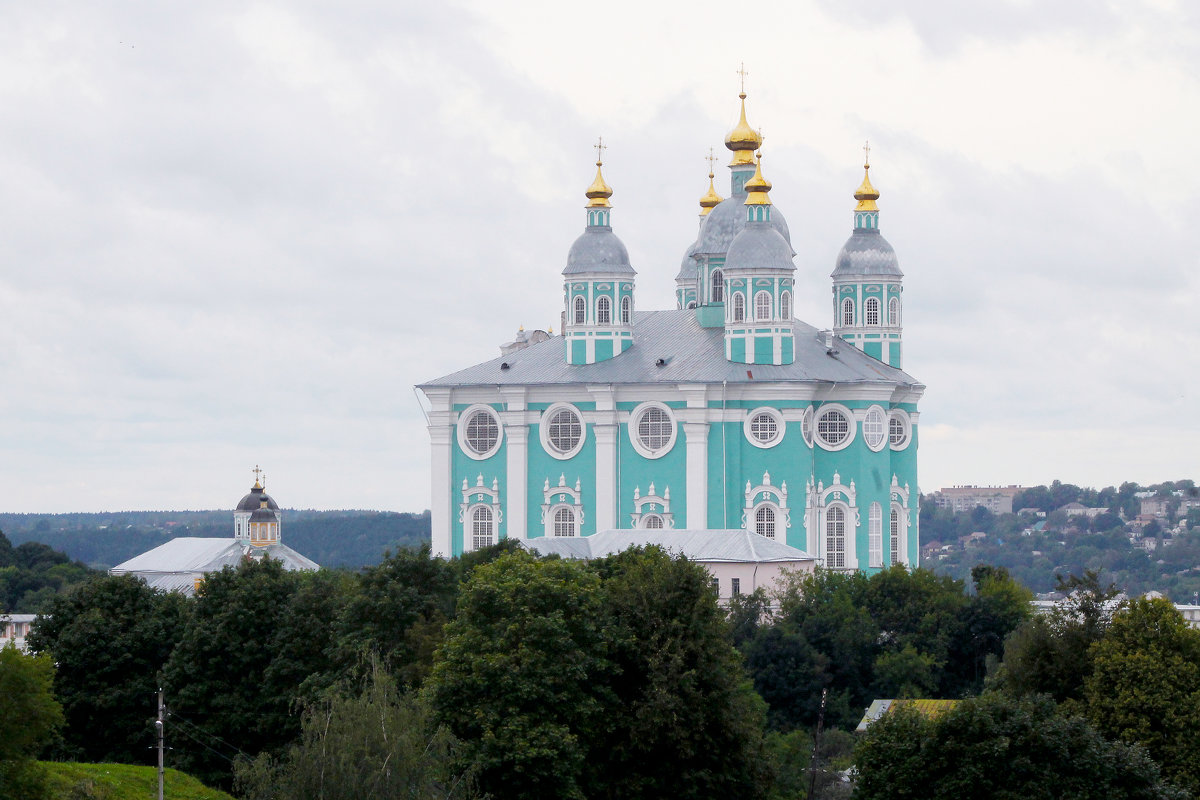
[807,687,828,800]
[156,688,165,800]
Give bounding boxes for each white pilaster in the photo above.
[684,422,710,529]
[504,424,528,540]
[589,385,617,532]
[429,425,453,558]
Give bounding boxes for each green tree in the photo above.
[27,573,190,764]
[234,660,475,800]
[427,551,607,800]
[1085,597,1200,794]
[853,693,1184,800]
[0,642,63,800]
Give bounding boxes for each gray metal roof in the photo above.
[420,309,920,388]
[725,221,796,272]
[520,528,816,563]
[832,228,902,277]
[236,486,279,512]
[110,537,319,596]
[675,240,699,281]
[696,192,791,256]
[563,226,636,276]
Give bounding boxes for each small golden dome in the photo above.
[744,153,772,206]
[585,160,613,208]
[725,92,763,166]
[854,164,879,212]
[699,172,724,215]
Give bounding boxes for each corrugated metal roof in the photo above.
[521,528,815,563]
[111,537,320,596]
[421,310,918,389]
[855,698,960,732]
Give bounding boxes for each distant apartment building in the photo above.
[1,614,36,652]
[930,485,1023,515]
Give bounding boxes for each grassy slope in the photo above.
[42,762,234,800]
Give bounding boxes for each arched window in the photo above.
[890,507,901,565]
[888,297,900,326]
[573,296,586,325]
[865,297,880,325]
[711,269,724,303]
[826,505,846,568]
[732,293,745,322]
[553,506,577,537]
[642,513,664,529]
[841,297,855,326]
[621,296,632,325]
[780,291,791,320]
[755,291,772,321]
[755,505,776,539]
[868,502,882,567]
[471,506,494,550]
[597,296,611,324]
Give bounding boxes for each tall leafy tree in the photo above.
[27,573,189,763]
[854,693,1185,800]
[0,643,63,800]
[1085,597,1200,794]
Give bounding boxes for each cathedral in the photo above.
[418,87,923,571]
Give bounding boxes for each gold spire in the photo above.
[252,464,263,490]
[725,66,762,166]
[699,149,724,214]
[854,140,879,211]
[585,137,613,208]
[744,152,772,205]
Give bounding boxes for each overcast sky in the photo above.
[1,1,1197,513]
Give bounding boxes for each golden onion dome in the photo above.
[725,92,763,166]
[585,160,613,208]
[744,153,772,205]
[699,172,724,215]
[854,163,879,211]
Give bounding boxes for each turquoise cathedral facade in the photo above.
[419,90,923,572]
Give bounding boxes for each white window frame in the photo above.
[865,297,880,325]
[457,404,503,460]
[754,290,772,321]
[780,291,791,320]
[573,295,586,324]
[862,405,887,452]
[825,502,848,568]
[841,297,855,326]
[620,295,632,325]
[711,269,724,303]
[890,505,901,565]
[888,409,912,451]
[596,295,611,324]
[743,407,785,449]
[469,504,495,551]
[551,504,579,537]
[801,406,814,447]
[628,401,678,459]
[868,502,883,567]
[888,296,900,326]
[732,292,746,322]
[814,403,856,452]
[641,513,665,529]
[753,503,778,540]
[539,402,587,460]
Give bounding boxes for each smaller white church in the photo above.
[110,473,318,595]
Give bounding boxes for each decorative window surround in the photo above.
[458,404,503,460]
[541,474,585,537]
[459,474,503,552]
[630,483,674,529]
[862,405,887,452]
[815,404,856,451]
[889,476,912,566]
[539,402,587,460]
[805,472,860,569]
[888,409,912,450]
[742,471,791,534]
[744,407,785,448]
[629,401,678,459]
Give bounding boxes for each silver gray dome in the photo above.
[696,195,791,256]
[563,227,635,276]
[676,240,699,281]
[832,229,902,277]
[725,222,796,272]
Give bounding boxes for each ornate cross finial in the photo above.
[252,464,263,483]
[863,140,871,167]
[737,62,749,94]
[706,147,718,175]
[594,136,606,164]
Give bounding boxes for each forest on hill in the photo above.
[0,510,431,571]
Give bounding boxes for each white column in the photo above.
[684,422,710,529]
[429,425,453,558]
[505,424,528,540]
[593,422,617,531]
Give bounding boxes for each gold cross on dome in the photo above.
[252,464,263,483]
[863,140,871,167]
[594,136,606,163]
[706,147,717,174]
[737,62,749,94]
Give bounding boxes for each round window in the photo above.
[540,404,586,459]
[889,410,911,450]
[815,405,855,451]
[744,408,785,448]
[863,405,887,452]
[801,406,814,447]
[629,403,677,459]
[459,405,502,459]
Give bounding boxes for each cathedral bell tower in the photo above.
[563,141,637,365]
[722,154,796,365]
[832,144,904,367]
